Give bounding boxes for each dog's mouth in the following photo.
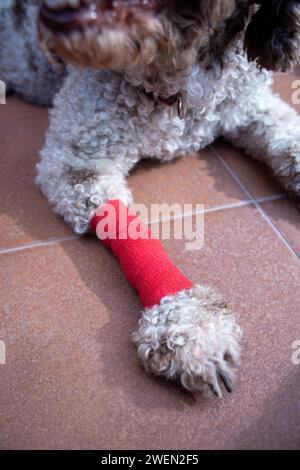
[40,0,166,32]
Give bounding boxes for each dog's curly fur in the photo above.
[132,285,242,397]
[1,0,300,396]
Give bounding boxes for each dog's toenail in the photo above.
[218,371,233,393]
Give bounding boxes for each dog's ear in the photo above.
[244,0,300,71]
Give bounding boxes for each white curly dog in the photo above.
[1,0,300,397]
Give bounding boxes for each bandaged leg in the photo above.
[91,200,242,397]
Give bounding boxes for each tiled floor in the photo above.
[1,73,300,450]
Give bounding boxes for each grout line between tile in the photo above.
[211,144,300,261]
[0,195,286,256]
[0,236,79,256]
[149,200,249,225]
[149,195,285,225]
[251,194,286,203]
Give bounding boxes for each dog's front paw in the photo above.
[132,285,242,398]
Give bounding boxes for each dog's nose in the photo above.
[42,0,92,9]
[40,0,99,32]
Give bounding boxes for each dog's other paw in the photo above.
[132,285,242,398]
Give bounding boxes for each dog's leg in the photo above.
[222,88,300,201]
[37,130,133,236]
[91,201,242,397]
[36,158,133,234]
[36,67,138,233]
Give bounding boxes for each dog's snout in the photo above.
[38,0,167,69]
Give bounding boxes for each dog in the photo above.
[1,0,300,397]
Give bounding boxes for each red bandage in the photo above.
[91,200,193,308]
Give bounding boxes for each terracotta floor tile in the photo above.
[273,72,300,113]
[1,205,299,449]
[0,96,71,250]
[293,65,300,75]
[213,141,283,199]
[261,198,300,256]
[129,148,247,218]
